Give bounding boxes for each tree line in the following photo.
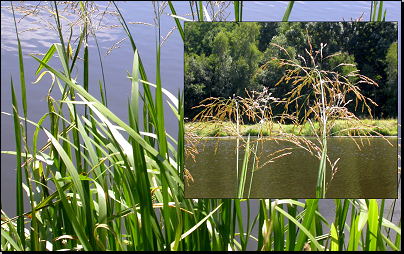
[184,22,398,121]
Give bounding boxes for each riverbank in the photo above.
[186,118,399,137]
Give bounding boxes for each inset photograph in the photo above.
[184,22,398,199]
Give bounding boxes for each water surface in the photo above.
[185,137,398,198]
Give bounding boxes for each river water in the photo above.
[1,1,401,250]
[185,137,398,198]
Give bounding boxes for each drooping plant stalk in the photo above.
[315,68,328,198]
[235,96,240,197]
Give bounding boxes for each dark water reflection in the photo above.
[185,137,398,199]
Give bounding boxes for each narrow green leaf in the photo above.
[131,50,140,124]
[171,202,223,247]
[50,171,93,251]
[1,228,23,251]
[139,79,178,109]
[198,1,203,21]
[30,55,182,186]
[234,1,239,22]
[275,203,324,251]
[42,127,89,221]
[282,1,295,22]
[238,135,250,198]
[367,199,379,251]
[35,44,56,75]
[394,218,401,250]
[168,2,184,41]
[330,223,339,251]
[295,199,320,250]
[347,212,360,251]
[10,77,25,248]
[377,1,383,21]
[372,1,377,21]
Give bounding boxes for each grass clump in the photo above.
[187,118,398,137]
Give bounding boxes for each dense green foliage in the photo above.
[186,118,398,137]
[184,21,398,120]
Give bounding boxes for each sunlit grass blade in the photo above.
[31,55,181,184]
[238,135,250,198]
[377,1,383,21]
[168,1,184,41]
[35,44,56,75]
[394,218,401,250]
[1,227,23,251]
[347,210,360,251]
[282,1,295,21]
[294,199,320,250]
[366,199,379,250]
[274,202,324,251]
[171,202,223,249]
[272,204,283,251]
[10,78,25,248]
[198,1,203,21]
[49,170,92,251]
[330,223,339,251]
[285,201,297,251]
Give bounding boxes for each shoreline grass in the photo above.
[186,118,398,137]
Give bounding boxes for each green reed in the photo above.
[1,1,400,251]
[254,34,393,198]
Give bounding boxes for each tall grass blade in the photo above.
[35,44,56,75]
[202,4,212,22]
[168,2,184,41]
[294,199,320,250]
[282,1,295,21]
[366,199,379,250]
[330,223,339,251]
[1,228,23,251]
[49,170,92,251]
[172,202,223,245]
[10,78,25,249]
[238,135,250,198]
[234,1,240,22]
[198,1,203,21]
[275,202,324,250]
[377,1,383,21]
[31,55,180,183]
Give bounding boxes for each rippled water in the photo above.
[185,137,398,198]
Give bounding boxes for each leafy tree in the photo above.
[184,21,397,119]
[257,22,279,52]
[184,53,211,119]
[382,42,398,117]
[328,51,358,83]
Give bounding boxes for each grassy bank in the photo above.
[186,118,398,137]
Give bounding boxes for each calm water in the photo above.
[185,137,398,198]
[1,1,401,250]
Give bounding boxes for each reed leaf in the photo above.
[282,1,295,21]
[238,135,250,199]
[50,171,92,251]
